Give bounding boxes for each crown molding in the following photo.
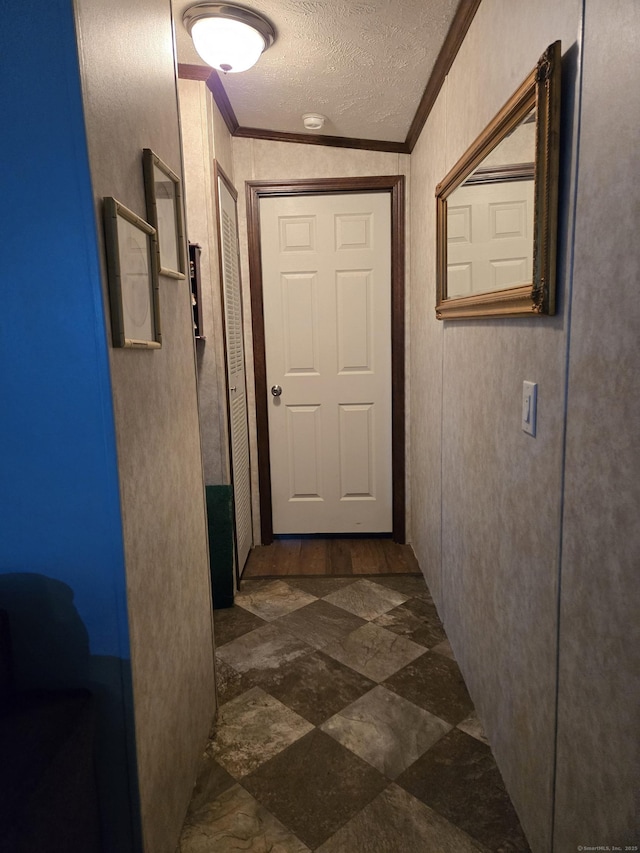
[405,0,482,151]
[178,0,482,154]
[177,62,211,81]
[232,125,408,154]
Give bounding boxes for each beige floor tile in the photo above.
[178,784,310,852]
[323,579,408,620]
[216,623,313,675]
[235,580,317,621]
[321,685,451,778]
[322,622,425,682]
[207,687,313,778]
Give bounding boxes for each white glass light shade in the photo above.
[190,16,266,72]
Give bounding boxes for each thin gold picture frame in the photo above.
[103,196,162,349]
[143,148,186,279]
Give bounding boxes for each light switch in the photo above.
[522,381,537,437]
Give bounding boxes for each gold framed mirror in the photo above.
[435,41,561,320]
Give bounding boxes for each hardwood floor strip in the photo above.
[243,538,421,579]
[242,545,273,578]
[350,539,386,574]
[381,540,421,574]
[300,538,329,575]
[273,539,303,576]
[328,539,354,576]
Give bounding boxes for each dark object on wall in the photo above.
[189,242,205,339]
[0,611,100,853]
[205,485,235,609]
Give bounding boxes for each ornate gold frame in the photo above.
[435,41,561,320]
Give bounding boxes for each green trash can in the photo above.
[205,485,235,609]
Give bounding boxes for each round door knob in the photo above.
[271,384,282,397]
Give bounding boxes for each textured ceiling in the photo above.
[174,0,461,143]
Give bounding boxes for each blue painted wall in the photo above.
[0,0,138,849]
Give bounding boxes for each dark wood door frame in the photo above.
[246,175,406,544]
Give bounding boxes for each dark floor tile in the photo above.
[256,650,376,725]
[317,784,489,853]
[431,638,456,660]
[373,602,443,647]
[275,599,367,651]
[214,605,267,647]
[215,657,249,706]
[286,577,358,598]
[242,729,388,849]
[384,651,474,725]
[401,596,447,643]
[396,729,531,852]
[185,753,235,814]
[373,574,432,600]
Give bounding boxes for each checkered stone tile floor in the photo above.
[177,574,531,852]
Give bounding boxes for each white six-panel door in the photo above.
[260,192,392,534]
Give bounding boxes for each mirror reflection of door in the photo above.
[447,177,534,297]
[259,192,393,536]
[447,110,535,298]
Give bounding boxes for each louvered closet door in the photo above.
[217,171,252,575]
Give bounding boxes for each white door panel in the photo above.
[339,403,375,498]
[448,179,534,296]
[281,272,319,374]
[260,192,392,534]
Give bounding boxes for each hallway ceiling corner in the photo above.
[175,0,481,151]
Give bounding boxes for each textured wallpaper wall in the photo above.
[411,0,639,849]
[179,79,232,487]
[409,1,582,850]
[554,0,640,845]
[74,2,216,851]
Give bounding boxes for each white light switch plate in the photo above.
[522,381,537,436]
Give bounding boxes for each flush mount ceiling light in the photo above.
[183,3,276,73]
